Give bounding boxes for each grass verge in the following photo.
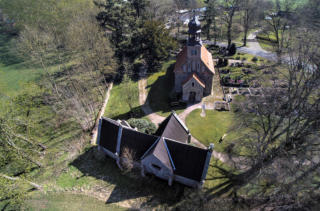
[186,109,238,152]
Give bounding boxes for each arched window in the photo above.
[192,82,195,87]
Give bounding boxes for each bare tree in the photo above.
[206,34,320,206]
[240,0,257,46]
[222,0,241,49]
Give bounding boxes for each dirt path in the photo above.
[138,79,165,126]
[91,83,113,145]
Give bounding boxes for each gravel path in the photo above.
[91,83,113,145]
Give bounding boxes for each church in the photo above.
[174,15,215,102]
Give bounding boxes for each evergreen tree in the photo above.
[128,0,149,18]
[203,0,218,42]
[141,20,177,72]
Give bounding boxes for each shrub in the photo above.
[223,58,229,67]
[242,57,247,61]
[252,57,258,63]
[127,118,156,134]
[228,43,237,56]
[235,56,240,60]
[217,57,224,67]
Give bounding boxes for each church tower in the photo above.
[188,13,202,46]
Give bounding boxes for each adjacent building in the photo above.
[97,112,214,188]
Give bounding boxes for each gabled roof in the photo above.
[182,73,206,88]
[148,138,176,171]
[120,127,158,161]
[174,45,215,74]
[155,112,189,143]
[200,46,215,74]
[165,138,208,182]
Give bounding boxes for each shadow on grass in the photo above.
[144,63,186,116]
[71,146,187,207]
[0,32,23,66]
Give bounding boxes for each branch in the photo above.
[0,173,42,190]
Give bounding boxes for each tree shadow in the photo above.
[143,63,187,115]
[70,146,187,208]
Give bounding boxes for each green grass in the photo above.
[186,109,238,152]
[147,60,185,117]
[24,192,126,211]
[104,79,142,120]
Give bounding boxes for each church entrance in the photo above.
[189,91,196,103]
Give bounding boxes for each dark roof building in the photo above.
[97,112,214,188]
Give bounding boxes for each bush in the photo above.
[217,57,224,67]
[127,118,156,134]
[252,57,258,63]
[235,56,240,60]
[228,43,237,56]
[223,58,229,67]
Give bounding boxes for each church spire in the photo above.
[188,11,202,46]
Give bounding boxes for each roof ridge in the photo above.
[164,137,208,151]
[140,137,160,160]
[163,138,176,171]
[172,112,189,134]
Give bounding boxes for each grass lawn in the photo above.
[24,192,126,211]
[186,109,238,152]
[104,79,143,120]
[147,60,186,117]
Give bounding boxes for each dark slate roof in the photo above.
[120,127,158,160]
[99,118,120,153]
[150,138,175,171]
[156,113,189,143]
[165,138,208,182]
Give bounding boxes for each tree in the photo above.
[96,0,141,62]
[221,0,241,49]
[141,20,177,71]
[264,0,296,63]
[205,35,320,207]
[240,0,257,46]
[129,0,149,18]
[203,0,219,43]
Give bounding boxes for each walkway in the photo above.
[91,83,113,145]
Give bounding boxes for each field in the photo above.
[104,79,143,120]
[186,109,238,152]
[24,193,126,211]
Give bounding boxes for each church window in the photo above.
[197,63,200,72]
[188,63,191,72]
[192,61,195,71]
[192,82,194,87]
